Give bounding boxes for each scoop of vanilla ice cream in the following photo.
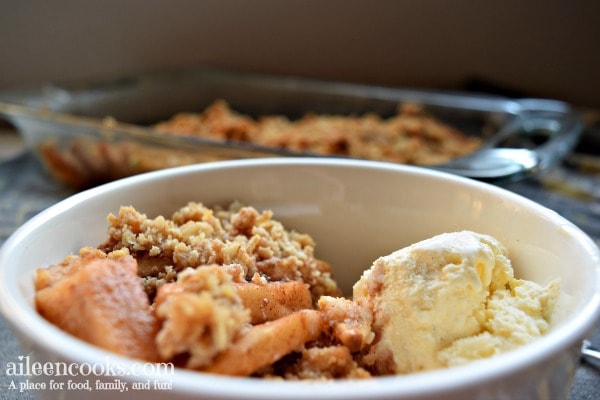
[353,231,558,374]
[438,277,559,366]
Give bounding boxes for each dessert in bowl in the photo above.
[0,158,598,400]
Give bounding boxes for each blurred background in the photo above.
[1,0,599,108]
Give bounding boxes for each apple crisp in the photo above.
[155,100,481,166]
[37,100,481,189]
[34,204,558,380]
[35,202,374,379]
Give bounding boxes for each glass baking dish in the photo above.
[0,67,584,188]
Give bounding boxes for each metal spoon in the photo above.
[581,340,600,368]
[433,147,540,181]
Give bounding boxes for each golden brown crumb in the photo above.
[260,346,371,380]
[154,265,250,368]
[99,202,341,301]
[287,346,371,380]
[318,296,374,353]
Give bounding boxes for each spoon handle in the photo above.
[581,340,600,368]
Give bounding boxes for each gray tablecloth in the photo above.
[0,151,599,399]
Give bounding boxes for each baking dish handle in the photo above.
[514,98,584,170]
[435,99,584,181]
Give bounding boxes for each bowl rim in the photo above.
[1,157,599,398]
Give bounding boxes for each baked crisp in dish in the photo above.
[155,100,481,166]
[37,100,482,188]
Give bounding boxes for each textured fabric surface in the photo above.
[0,152,598,399]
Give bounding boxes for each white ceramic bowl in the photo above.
[1,158,599,400]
